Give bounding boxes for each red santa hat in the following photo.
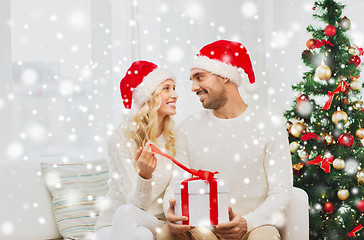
[120,60,176,110]
[191,40,255,86]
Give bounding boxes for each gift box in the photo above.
[173,179,229,226]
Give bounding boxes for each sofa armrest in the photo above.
[281,187,309,240]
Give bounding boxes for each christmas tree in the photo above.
[283,0,364,239]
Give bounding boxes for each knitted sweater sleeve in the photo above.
[243,122,293,232]
[107,128,153,211]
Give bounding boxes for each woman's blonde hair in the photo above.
[126,82,176,160]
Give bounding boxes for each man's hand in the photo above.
[166,199,191,234]
[213,206,247,240]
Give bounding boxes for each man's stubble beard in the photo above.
[203,86,228,110]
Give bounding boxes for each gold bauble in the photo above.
[333,158,345,170]
[332,110,348,125]
[337,189,350,200]
[290,122,307,138]
[350,80,362,91]
[289,142,300,153]
[315,65,332,80]
[356,128,364,140]
[348,46,359,55]
[353,100,363,111]
[356,170,364,184]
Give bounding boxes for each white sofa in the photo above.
[0,157,309,240]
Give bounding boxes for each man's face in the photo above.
[190,68,228,110]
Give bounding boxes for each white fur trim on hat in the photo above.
[133,67,176,109]
[191,56,243,86]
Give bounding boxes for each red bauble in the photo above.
[338,133,355,147]
[306,39,317,49]
[357,200,364,212]
[297,94,308,103]
[325,25,337,37]
[324,202,334,214]
[349,55,361,67]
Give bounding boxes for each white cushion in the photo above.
[41,159,109,240]
[0,158,64,240]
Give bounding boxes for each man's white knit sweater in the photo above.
[94,125,172,231]
[163,106,293,232]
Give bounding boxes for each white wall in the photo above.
[0,0,12,158]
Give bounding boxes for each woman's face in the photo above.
[157,79,178,118]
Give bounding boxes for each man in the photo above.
[157,40,293,240]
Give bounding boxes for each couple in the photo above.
[93,40,293,240]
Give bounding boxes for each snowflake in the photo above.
[241,1,258,18]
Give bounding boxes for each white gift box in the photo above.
[173,179,230,226]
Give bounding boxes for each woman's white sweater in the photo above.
[94,125,172,231]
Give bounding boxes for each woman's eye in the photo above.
[164,86,169,90]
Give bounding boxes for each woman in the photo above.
[94,60,178,240]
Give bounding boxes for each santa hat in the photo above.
[120,60,176,110]
[191,40,255,86]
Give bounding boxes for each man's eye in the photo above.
[164,86,170,90]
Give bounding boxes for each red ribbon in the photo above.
[306,155,334,173]
[356,45,364,56]
[150,144,219,225]
[346,224,363,237]
[301,132,320,141]
[322,81,350,110]
[312,40,334,49]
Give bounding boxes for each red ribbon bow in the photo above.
[312,40,334,49]
[306,155,334,173]
[150,144,220,225]
[346,224,363,237]
[322,81,350,110]
[301,132,320,141]
[356,45,364,56]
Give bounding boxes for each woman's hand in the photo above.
[135,142,157,179]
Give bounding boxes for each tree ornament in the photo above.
[324,25,336,37]
[356,170,364,184]
[331,110,348,125]
[350,78,362,91]
[355,128,364,140]
[338,16,351,30]
[289,142,300,153]
[325,134,334,144]
[290,122,307,138]
[315,64,332,80]
[292,162,304,176]
[323,202,334,214]
[297,94,308,103]
[338,133,355,148]
[357,200,364,212]
[298,149,309,160]
[306,39,317,49]
[337,189,350,200]
[349,55,361,67]
[348,46,359,55]
[333,158,345,170]
[352,100,363,111]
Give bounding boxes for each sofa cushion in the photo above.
[41,159,109,240]
[0,158,64,240]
